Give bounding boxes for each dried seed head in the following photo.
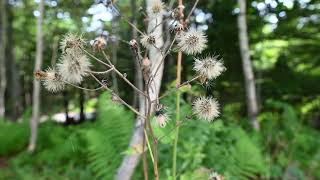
[209,171,225,180]
[57,51,91,84]
[194,55,226,80]
[156,114,169,128]
[177,29,207,55]
[92,36,107,52]
[140,34,156,49]
[148,0,165,18]
[154,104,169,128]
[42,68,65,92]
[129,39,138,50]
[193,96,220,122]
[34,70,47,80]
[142,57,151,70]
[170,8,180,20]
[60,34,85,53]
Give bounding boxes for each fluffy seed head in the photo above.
[147,0,165,18]
[177,29,207,55]
[140,34,156,49]
[92,36,107,52]
[193,96,220,122]
[209,171,225,180]
[194,55,226,80]
[57,51,91,84]
[60,34,85,53]
[155,114,169,128]
[42,68,65,92]
[154,104,170,128]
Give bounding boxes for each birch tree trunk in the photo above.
[115,0,165,179]
[0,0,7,119]
[237,0,260,130]
[28,0,45,152]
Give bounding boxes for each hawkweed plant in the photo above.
[35,0,226,179]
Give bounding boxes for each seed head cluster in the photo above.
[193,96,220,122]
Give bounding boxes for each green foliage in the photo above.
[82,92,133,179]
[0,121,29,156]
[259,100,320,179]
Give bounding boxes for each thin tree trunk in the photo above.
[115,0,165,179]
[237,0,260,130]
[0,0,7,119]
[111,16,119,93]
[79,89,85,123]
[131,0,142,109]
[28,0,45,152]
[63,91,69,122]
[5,3,22,121]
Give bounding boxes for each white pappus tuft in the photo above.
[147,0,165,18]
[140,33,156,49]
[60,33,85,53]
[42,68,65,92]
[193,96,220,122]
[194,55,226,80]
[57,51,91,84]
[177,29,207,55]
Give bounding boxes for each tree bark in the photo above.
[5,2,22,121]
[28,0,45,152]
[237,0,260,130]
[131,0,142,109]
[115,0,165,179]
[0,0,7,119]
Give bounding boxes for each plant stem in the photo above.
[173,0,184,178]
[173,89,181,180]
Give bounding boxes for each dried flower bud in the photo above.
[156,114,169,128]
[154,104,169,128]
[129,39,138,51]
[170,22,184,33]
[142,57,151,70]
[34,70,47,80]
[193,96,220,122]
[171,8,180,20]
[92,36,107,52]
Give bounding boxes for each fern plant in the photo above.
[82,92,133,179]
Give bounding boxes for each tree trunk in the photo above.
[28,0,45,152]
[237,0,260,130]
[5,2,22,121]
[79,89,85,123]
[0,0,7,119]
[115,0,165,179]
[131,0,142,109]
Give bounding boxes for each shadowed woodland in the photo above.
[0,0,320,179]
